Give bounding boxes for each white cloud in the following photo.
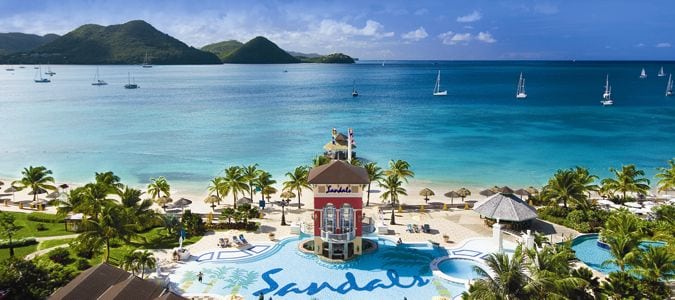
[401,27,428,42]
[414,8,429,16]
[317,19,394,39]
[476,32,496,43]
[456,10,481,23]
[655,42,671,48]
[635,43,645,48]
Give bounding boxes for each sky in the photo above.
[0,0,673,60]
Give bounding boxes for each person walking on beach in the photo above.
[198,271,203,283]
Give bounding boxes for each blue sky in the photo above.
[0,0,673,60]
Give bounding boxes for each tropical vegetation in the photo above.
[283,166,311,209]
[380,175,407,225]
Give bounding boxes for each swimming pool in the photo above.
[437,258,486,281]
[571,234,666,274]
[170,237,468,299]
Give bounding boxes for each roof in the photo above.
[472,192,538,222]
[308,160,369,184]
[49,263,187,300]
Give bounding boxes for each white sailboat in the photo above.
[666,74,673,96]
[600,76,613,106]
[657,66,666,77]
[433,70,447,96]
[352,80,359,97]
[91,67,108,86]
[45,63,55,76]
[639,68,647,79]
[124,72,139,89]
[142,51,152,68]
[516,72,527,99]
[34,66,50,83]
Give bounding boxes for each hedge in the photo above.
[27,212,65,223]
[0,237,38,248]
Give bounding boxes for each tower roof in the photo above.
[308,160,369,184]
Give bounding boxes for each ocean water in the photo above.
[1,61,674,194]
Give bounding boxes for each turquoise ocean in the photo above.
[1,61,674,194]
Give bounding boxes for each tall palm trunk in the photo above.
[366,182,371,206]
[390,197,396,225]
[296,191,301,209]
[106,238,111,262]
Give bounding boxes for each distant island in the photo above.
[0,20,355,65]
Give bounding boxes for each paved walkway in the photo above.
[35,234,79,241]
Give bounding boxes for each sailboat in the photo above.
[45,63,56,76]
[516,72,527,99]
[352,80,359,97]
[5,65,14,71]
[91,67,108,86]
[142,52,152,68]
[34,66,50,83]
[433,70,447,96]
[124,72,139,89]
[658,66,666,77]
[639,68,647,79]
[600,76,613,106]
[666,74,673,96]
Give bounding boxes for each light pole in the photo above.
[280,198,291,226]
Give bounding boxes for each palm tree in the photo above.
[283,166,311,209]
[601,165,651,203]
[12,165,57,210]
[601,234,639,272]
[601,209,644,240]
[312,155,330,167]
[380,175,407,225]
[384,160,414,182]
[121,250,140,276]
[208,177,226,205]
[523,246,586,298]
[55,188,86,216]
[573,166,599,197]
[81,182,115,221]
[631,246,675,283]
[94,171,124,193]
[655,159,675,193]
[222,166,248,209]
[364,162,384,207]
[0,212,20,257]
[80,202,137,262]
[241,164,261,199]
[254,171,276,202]
[147,176,171,200]
[118,186,155,226]
[464,248,529,299]
[541,169,585,209]
[135,250,156,279]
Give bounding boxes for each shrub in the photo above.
[0,237,38,248]
[27,212,64,223]
[75,258,91,270]
[36,223,47,231]
[47,247,71,264]
[182,210,206,236]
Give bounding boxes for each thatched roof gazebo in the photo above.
[419,188,435,202]
[473,192,537,222]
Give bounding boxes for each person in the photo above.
[397,237,403,246]
[198,271,203,283]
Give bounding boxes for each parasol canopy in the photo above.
[514,188,531,198]
[46,191,61,199]
[280,190,296,200]
[419,188,435,200]
[479,188,496,197]
[28,188,48,195]
[171,197,193,208]
[236,197,253,205]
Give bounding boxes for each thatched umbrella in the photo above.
[473,193,538,222]
[204,195,220,211]
[457,187,471,202]
[46,191,61,199]
[28,188,48,195]
[0,181,4,186]
[171,197,193,213]
[514,188,531,199]
[479,188,496,197]
[59,184,69,190]
[419,188,435,202]
[496,186,514,194]
[280,190,296,200]
[4,186,18,202]
[237,197,253,206]
[445,190,461,207]
[155,195,173,210]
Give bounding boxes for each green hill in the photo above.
[222,36,299,64]
[201,40,243,61]
[0,32,59,55]
[300,53,355,64]
[0,20,220,64]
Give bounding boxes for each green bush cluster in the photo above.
[0,237,38,248]
[27,212,65,223]
[537,207,609,233]
[47,247,72,264]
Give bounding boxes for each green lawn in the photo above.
[0,211,71,238]
[0,244,38,260]
[38,238,74,250]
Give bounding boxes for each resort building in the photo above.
[323,128,356,160]
[307,160,370,260]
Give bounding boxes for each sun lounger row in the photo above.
[406,224,431,233]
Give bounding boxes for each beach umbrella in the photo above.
[171,197,193,212]
[473,193,538,222]
[155,195,173,210]
[46,191,61,199]
[456,187,471,202]
[237,197,253,205]
[204,195,220,211]
[444,190,461,207]
[59,183,69,190]
[4,186,18,202]
[0,181,4,186]
[419,188,435,202]
[514,188,531,199]
[496,186,515,194]
[479,188,496,197]
[526,186,539,196]
[28,187,48,195]
[280,190,296,200]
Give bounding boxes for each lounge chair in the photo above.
[239,234,249,244]
[233,236,244,247]
[413,224,420,233]
[423,224,431,233]
[218,238,226,247]
[406,224,414,233]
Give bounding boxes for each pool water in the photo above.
[571,234,666,274]
[437,258,486,280]
[171,237,468,300]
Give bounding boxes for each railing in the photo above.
[321,229,356,242]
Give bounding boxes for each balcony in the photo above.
[320,229,356,242]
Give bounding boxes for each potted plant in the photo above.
[442,234,450,243]
[268,232,275,241]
